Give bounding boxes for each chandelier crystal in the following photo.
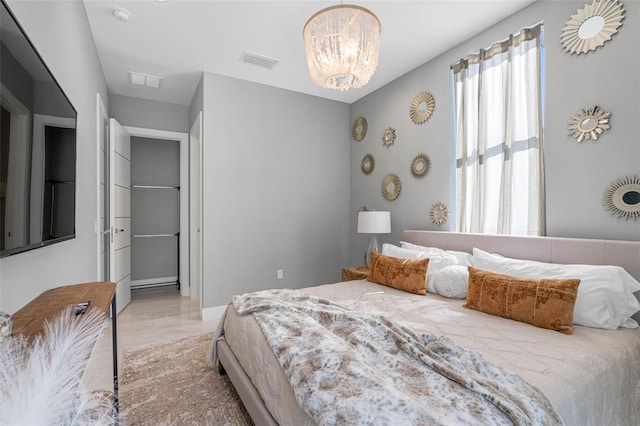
[303,5,381,91]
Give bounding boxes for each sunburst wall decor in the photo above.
[603,175,640,220]
[569,106,610,142]
[382,127,396,148]
[561,0,625,55]
[430,202,449,226]
[381,174,401,201]
[410,153,431,179]
[361,154,374,175]
[409,92,435,124]
[352,117,368,141]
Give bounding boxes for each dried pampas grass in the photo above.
[0,307,115,425]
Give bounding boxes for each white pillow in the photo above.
[445,250,474,267]
[398,242,473,266]
[473,248,640,330]
[433,265,469,299]
[425,254,459,293]
[381,244,458,293]
[381,243,430,260]
[398,241,444,256]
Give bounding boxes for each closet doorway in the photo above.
[130,136,180,291]
[126,127,189,298]
[95,95,191,311]
[99,124,190,302]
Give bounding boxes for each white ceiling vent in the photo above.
[129,71,161,88]
[240,51,279,69]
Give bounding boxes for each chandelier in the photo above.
[303,4,381,91]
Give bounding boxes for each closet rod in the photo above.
[131,184,180,189]
[132,233,179,238]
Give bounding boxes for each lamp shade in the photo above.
[303,4,381,91]
[357,211,390,234]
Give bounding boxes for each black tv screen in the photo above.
[1,0,77,257]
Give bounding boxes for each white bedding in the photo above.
[223,280,640,426]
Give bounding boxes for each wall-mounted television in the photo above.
[0,0,77,258]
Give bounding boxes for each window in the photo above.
[451,23,544,236]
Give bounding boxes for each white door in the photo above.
[109,118,132,314]
[189,112,203,305]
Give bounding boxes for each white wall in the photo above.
[349,0,640,264]
[0,0,109,313]
[199,72,351,308]
[189,74,204,128]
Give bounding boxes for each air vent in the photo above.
[129,71,161,88]
[240,51,279,69]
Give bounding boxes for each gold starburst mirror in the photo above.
[352,117,368,141]
[604,175,640,221]
[382,127,396,148]
[381,174,401,201]
[410,153,431,179]
[409,92,435,124]
[569,106,610,142]
[361,154,375,175]
[561,0,625,55]
[430,202,449,226]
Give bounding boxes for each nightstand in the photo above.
[341,265,370,281]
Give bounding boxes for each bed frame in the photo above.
[216,230,640,425]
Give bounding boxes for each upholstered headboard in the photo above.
[403,230,640,281]
[403,230,640,323]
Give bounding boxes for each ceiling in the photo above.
[82,1,537,106]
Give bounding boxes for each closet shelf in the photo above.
[131,185,180,189]
[132,232,179,238]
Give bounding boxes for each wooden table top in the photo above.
[341,265,370,281]
[11,281,116,339]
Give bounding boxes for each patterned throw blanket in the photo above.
[232,289,563,426]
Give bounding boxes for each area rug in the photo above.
[119,332,252,426]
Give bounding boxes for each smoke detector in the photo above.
[240,51,278,69]
[112,8,131,22]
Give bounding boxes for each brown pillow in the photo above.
[367,251,429,295]
[464,267,580,334]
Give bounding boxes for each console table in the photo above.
[11,281,119,416]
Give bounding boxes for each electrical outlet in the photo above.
[277,269,284,280]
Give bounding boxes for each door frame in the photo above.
[125,126,190,297]
[189,112,203,307]
[96,93,109,281]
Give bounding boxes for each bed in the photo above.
[211,231,640,425]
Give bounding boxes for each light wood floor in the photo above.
[84,286,220,392]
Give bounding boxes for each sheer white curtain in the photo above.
[452,23,544,236]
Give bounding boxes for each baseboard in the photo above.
[131,277,178,289]
[201,304,228,322]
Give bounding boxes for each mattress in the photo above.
[223,279,640,425]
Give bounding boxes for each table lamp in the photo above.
[357,210,391,266]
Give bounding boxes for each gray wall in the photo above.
[110,94,190,133]
[199,72,351,308]
[0,0,109,313]
[349,0,640,265]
